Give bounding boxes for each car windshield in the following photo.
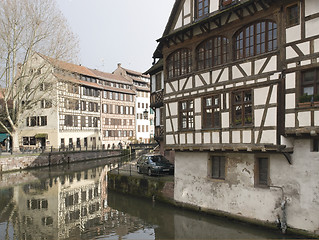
[149,156,169,163]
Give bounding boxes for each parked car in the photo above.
[137,154,174,176]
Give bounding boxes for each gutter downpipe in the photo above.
[269,185,287,234]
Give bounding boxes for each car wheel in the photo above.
[137,166,141,174]
[148,168,152,176]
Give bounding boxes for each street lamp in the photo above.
[143,109,148,120]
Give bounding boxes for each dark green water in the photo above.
[0,157,308,239]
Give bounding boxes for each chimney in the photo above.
[117,63,121,68]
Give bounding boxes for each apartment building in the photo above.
[18,54,135,150]
[113,64,154,143]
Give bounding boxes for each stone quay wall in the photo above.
[107,171,175,204]
[0,150,126,173]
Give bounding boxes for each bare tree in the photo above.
[0,0,79,151]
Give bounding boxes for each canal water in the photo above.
[0,156,308,239]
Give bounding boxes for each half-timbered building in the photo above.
[152,0,319,235]
[113,64,154,143]
[18,54,136,150]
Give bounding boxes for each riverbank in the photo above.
[108,170,318,239]
[0,149,128,173]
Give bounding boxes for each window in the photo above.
[179,100,194,130]
[167,49,192,78]
[286,3,299,28]
[41,99,52,109]
[221,0,235,7]
[235,21,277,60]
[203,95,220,128]
[156,73,162,91]
[232,90,252,126]
[195,0,209,19]
[256,157,269,187]
[197,36,229,70]
[312,139,319,152]
[211,156,226,179]
[300,69,319,103]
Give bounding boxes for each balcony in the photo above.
[154,125,164,141]
[150,90,164,108]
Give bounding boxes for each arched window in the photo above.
[235,20,277,60]
[167,49,192,78]
[197,36,229,70]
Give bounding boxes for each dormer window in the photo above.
[195,0,209,19]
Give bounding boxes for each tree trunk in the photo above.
[11,131,20,153]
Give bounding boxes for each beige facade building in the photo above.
[18,54,136,150]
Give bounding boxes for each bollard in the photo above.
[51,146,53,152]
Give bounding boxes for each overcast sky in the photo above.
[56,0,175,74]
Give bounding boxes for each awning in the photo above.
[0,133,9,143]
[35,133,48,139]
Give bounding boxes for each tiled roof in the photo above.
[40,54,97,78]
[53,73,136,95]
[89,69,131,84]
[123,67,150,79]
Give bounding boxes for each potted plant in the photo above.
[314,94,319,107]
[298,94,312,107]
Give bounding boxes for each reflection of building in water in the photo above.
[10,163,146,239]
[12,166,106,239]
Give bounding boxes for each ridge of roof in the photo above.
[122,67,150,79]
[89,68,132,84]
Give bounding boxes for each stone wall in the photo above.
[107,172,174,204]
[0,150,126,173]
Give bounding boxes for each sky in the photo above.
[56,0,175,74]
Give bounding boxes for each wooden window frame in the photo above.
[167,49,192,79]
[235,20,277,60]
[179,100,195,131]
[300,68,319,104]
[202,95,221,129]
[232,90,253,127]
[210,156,226,180]
[155,73,162,91]
[197,36,229,70]
[195,0,210,19]
[255,157,269,188]
[286,3,300,28]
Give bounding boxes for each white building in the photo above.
[153,0,319,236]
[113,64,154,143]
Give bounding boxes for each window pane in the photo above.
[258,158,268,185]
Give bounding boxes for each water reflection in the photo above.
[0,157,306,240]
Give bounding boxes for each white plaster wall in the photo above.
[315,111,319,126]
[174,143,319,233]
[285,113,295,128]
[168,102,178,116]
[210,0,218,12]
[195,132,201,144]
[305,0,319,16]
[221,112,229,128]
[174,11,183,30]
[286,94,296,109]
[286,46,299,59]
[166,135,175,145]
[306,18,319,38]
[286,25,301,43]
[204,132,210,144]
[254,87,268,106]
[232,131,240,144]
[212,132,220,144]
[298,112,311,127]
[285,73,296,89]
